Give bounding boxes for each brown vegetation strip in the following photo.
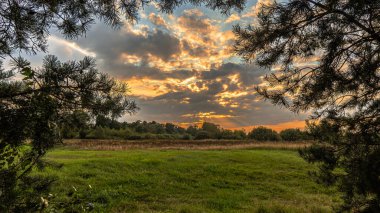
[63,139,311,150]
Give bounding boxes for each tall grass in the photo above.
[37,149,341,212]
[63,139,312,151]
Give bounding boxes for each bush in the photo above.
[87,127,106,139]
[79,129,87,139]
[194,131,210,140]
[181,134,193,140]
[126,134,143,140]
[248,126,281,141]
[61,127,77,139]
[141,133,157,140]
[280,128,305,141]
[233,130,247,140]
[219,129,236,139]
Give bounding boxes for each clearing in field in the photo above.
[37,145,341,212]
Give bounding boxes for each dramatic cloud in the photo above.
[148,13,168,28]
[225,13,241,23]
[78,24,180,62]
[23,0,308,130]
[128,62,307,128]
[242,0,274,18]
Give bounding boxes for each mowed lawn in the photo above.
[38,148,341,212]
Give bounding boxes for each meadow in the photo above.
[37,142,342,212]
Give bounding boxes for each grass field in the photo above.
[38,146,341,212]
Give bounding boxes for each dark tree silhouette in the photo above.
[248,126,280,141]
[279,128,306,141]
[0,56,137,211]
[0,0,244,211]
[234,0,380,211]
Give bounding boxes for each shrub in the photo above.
[233,130,247,140]
[280,128,305,141]
[201,122,220,138]
[126,134,143,140]
[194,131,210,140]
[219,129,236,139]
[181,134,193,140]
[87,127,106,139]
[79,129,87,139]
[61,127,77,139]
[142,133,158,140]
[104,128,126,139]
[248,126,281,141]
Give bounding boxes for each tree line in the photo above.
[61,111,310,141]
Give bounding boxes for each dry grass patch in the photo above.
[63,139,311,150]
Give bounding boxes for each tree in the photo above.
[279,128,305,141]
[148,121,166,134]
[248,126,280,141]
[165,122,177,134]
[0,56,137,211]
[195,130,211,140]
[233,129,247,140]
[219,129,247,139]
[0,1,244,211]
[201,122,221,138]
[234,0,380,211]
[61,110,91,138]
[186,125,199,136]
[219,129,235,139]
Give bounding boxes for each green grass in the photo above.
[37,148,341,212]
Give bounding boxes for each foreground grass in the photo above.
[38,148,341,212]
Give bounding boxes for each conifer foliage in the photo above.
[235,0,380,211]
[0,0,244,211]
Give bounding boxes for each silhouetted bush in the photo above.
[79,130,87,139]
[181,134,193,140]
[248,126,281,141]
[86,127,132,139]
[280,128,305,141]
[195,131,211,140]
[126,134,143,140]
[201,122,220,138]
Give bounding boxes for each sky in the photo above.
[23,0,308,131]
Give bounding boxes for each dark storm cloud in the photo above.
[104,61,194,80]
[77,22,180,62]
[72,22,188,80]
[198,62,268,86]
